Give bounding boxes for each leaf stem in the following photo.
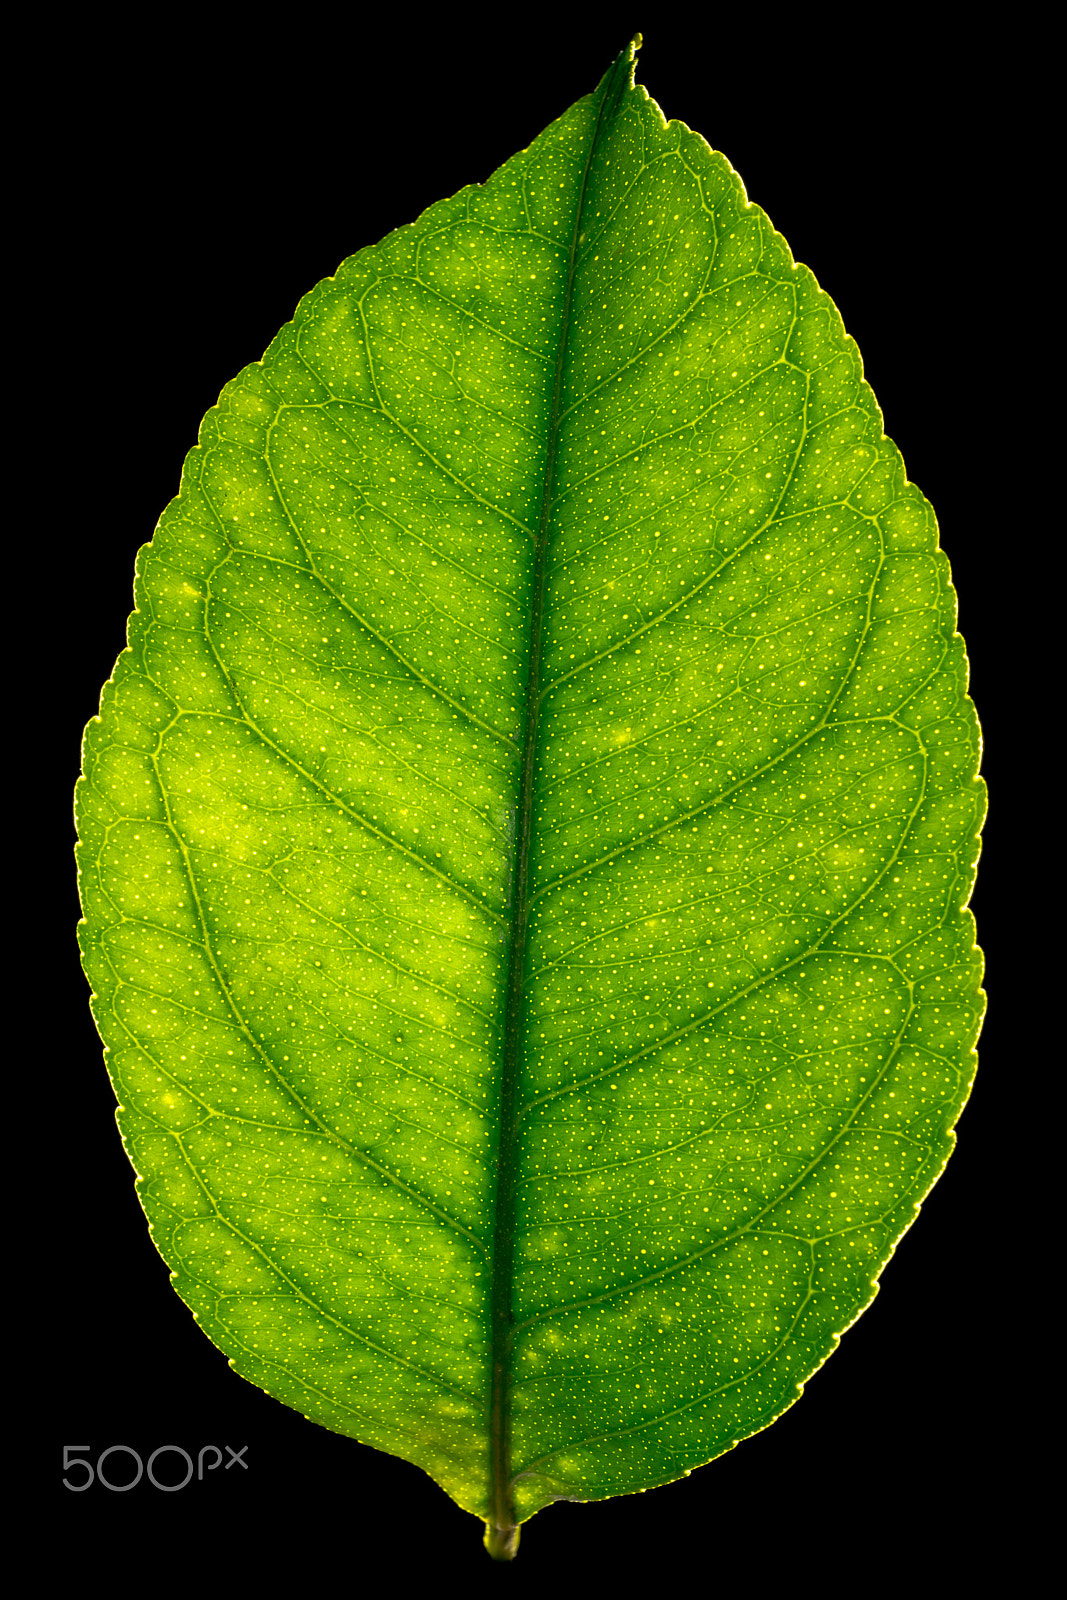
[484,36,638,1560]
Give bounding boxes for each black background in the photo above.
[33,4,1031,1587]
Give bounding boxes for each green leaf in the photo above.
[76,37,984,1558]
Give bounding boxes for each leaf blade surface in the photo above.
[76,40,984,1544]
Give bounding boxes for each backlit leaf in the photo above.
[75,38,984,1559]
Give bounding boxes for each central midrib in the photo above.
[485,41,636,1555]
